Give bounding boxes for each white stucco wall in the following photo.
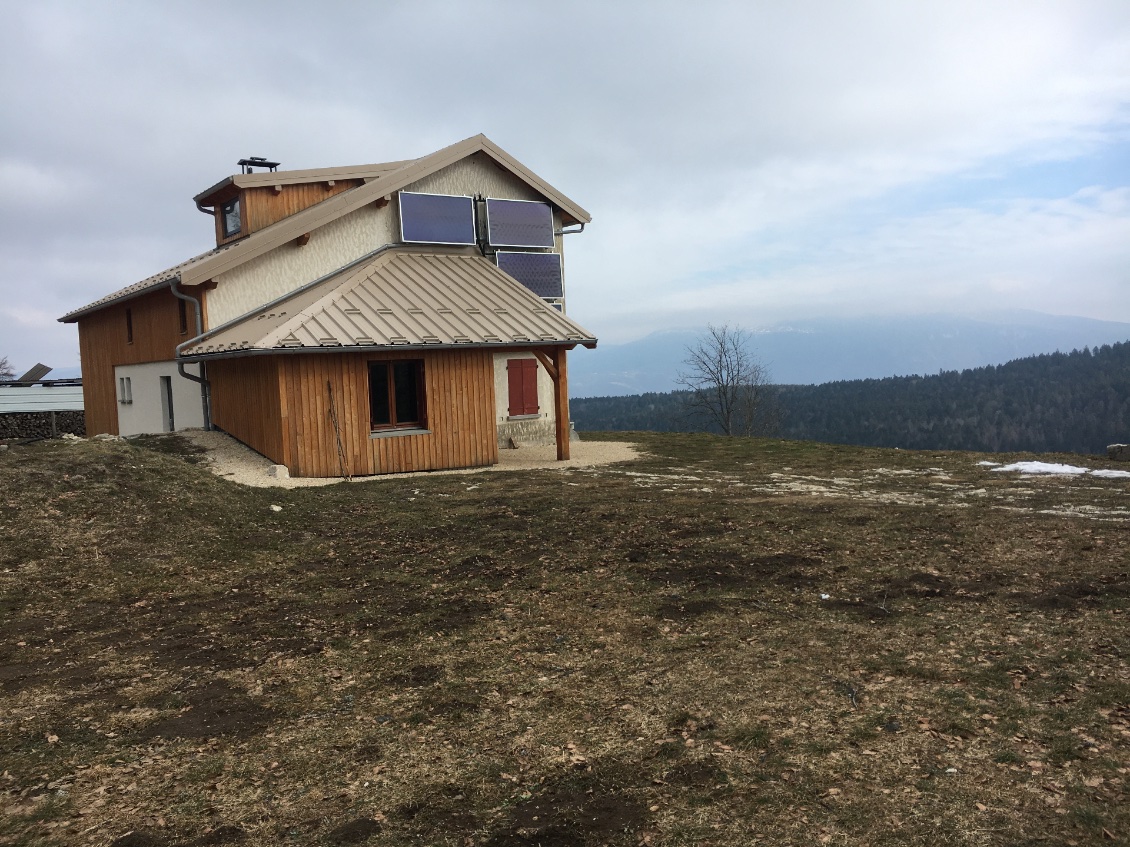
[114,361,204,436]
[208,204,397,328]
[207,152,567,329]
[492,352,554,423]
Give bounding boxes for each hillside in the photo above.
[570,312,1130,396]
[1,433,1127,846]
[572,341,1130,455]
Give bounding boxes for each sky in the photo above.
[1,0,1128,373]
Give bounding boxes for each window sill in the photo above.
[506,414,542,421]
[370,428,431,439]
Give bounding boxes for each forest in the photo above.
[571,340,1130,455]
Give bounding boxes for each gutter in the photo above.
[178,338,596,364]
[169,275,213,430]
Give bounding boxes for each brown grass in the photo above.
[0,432,1127,846]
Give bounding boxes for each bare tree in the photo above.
[0,356,13,381]
[677,324,778,436]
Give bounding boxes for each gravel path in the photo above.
[178,429,641,488]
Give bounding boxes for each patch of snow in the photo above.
[976,460,1000,467]
[990,461,1130,479]
[991,462,1089,475]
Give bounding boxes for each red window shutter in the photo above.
[521,359,539,415]
[507,359,524,416]
[507,359,540,416]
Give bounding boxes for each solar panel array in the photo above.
[399,192,476,245]
[496,252,563,299]
[485,198,554,248]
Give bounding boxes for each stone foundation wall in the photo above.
[0,411,86,439]
[496,418,577,450]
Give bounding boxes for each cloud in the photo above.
[0,0,1128,367]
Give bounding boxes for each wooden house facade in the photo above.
[60,136,596,477]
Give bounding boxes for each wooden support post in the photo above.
[553,346,569,461]
[531,348,557,381]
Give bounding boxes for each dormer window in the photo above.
[221,198,241,237]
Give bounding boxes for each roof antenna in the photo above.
[238,157,280,174]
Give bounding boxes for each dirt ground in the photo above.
[0,432,1126,846]
[171,429,641,487]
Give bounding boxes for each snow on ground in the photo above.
[991,461,1090,475]
[989,461,1130,478]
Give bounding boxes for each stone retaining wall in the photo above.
[0,411,86,439]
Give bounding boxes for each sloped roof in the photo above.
[193,159,415,205]
[61,134,590,323]
[59,242,240,322]
[180,246,596,359]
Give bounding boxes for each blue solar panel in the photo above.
[496,252,563,299]
[486,198,554,248]
[399,192,476,245]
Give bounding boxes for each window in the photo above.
[506,358,539,417]
[125,308,133,344]
[221,198,241,238]
[369,360,426,431]
[118,376,132,405]
[178,298,188,335]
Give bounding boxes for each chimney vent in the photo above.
[238,157,280,174]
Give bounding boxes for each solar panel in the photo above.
[399,192,476,245]
[485,198,554,248]
[496,252,563,299]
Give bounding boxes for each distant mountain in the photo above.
[571,311,1130,397]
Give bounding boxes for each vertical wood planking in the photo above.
[243,181,363,236]
[75,287,196,435]
[240,349,499,478]
[209,357,284,463]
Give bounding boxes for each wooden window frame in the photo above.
[368,359,427,433]
[220,197,242,238]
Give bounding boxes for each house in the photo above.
[59,135,597,477]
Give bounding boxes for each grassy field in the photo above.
[0,432,1127,847]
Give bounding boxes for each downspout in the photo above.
[555,223,585,236]
[170,275,213,431]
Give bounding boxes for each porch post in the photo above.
[553,346,570,461]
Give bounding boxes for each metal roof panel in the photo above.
[181,247,596,357]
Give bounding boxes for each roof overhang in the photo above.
[178,338,592,364]
[178,246,597,361]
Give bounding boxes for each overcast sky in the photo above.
[1,0,1128,373]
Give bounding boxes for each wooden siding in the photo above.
[244,181,362,238]
[77,287,195,435]
[207,357,285,464]
[235,349,499,477]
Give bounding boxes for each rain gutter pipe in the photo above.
[170,275,213,430]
